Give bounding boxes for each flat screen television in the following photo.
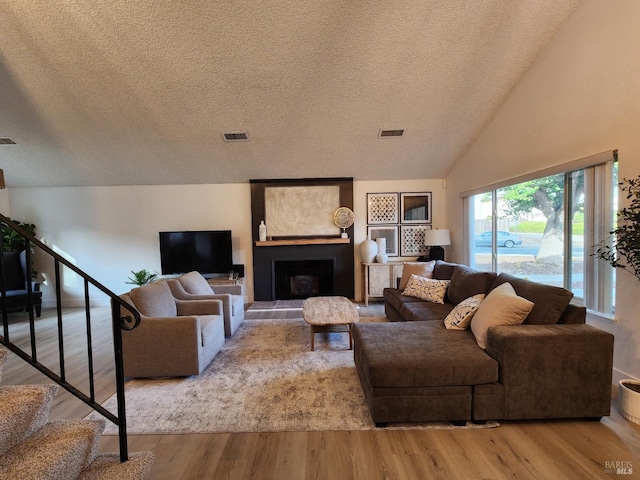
[159,230,233,275]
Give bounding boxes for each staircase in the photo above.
[0,351,153,479]
[1,214,150,473]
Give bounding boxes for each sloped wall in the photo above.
[445,0,640,380]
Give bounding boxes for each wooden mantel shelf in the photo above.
[255,238,350,247]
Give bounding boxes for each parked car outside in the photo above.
[474,231,523,248]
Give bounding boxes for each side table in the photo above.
[363,262,403,307]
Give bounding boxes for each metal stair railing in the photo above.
[0,213,141,463]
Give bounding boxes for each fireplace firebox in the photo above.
[273,259,334,299]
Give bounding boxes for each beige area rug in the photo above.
[90,317,498,435]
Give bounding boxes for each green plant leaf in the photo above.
[594,175,640,281]
[126,269,158,286]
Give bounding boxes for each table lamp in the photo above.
[423,229,450,261]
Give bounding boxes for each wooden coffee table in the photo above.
[302,296,359,351]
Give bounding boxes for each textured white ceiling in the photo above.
[0,1,579,187]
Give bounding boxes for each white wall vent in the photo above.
[378,129,405,138]
[222,132,250,142]
[0,138,18,145]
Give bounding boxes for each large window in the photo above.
[466,157,617,315]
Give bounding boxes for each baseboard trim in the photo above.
[613,368,638,384]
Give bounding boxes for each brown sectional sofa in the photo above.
[353,261,614,426]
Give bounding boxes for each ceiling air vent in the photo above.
[222,132,249,142]
[0,138,17,145]
[378,129,405,138]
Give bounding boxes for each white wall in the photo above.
[445,0,640,381]
[353,179,447,301]
[10,184,252,305]
[8,178,445,306]
[0,189,10,216]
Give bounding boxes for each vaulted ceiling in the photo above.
[0,1,579,187]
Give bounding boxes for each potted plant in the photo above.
[126,270,158,287]
[1,218,36,252]
[594,174,640,423]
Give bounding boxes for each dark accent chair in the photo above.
[0,250,42,317]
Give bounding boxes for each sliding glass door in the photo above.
[467,161,616,315]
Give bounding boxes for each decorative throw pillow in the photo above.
[470,282,534,349]
[398,261,436,290]
[488,273,573,325]
[444,294,486,330]
[401,274,450,304]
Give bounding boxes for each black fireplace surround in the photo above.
[250,178,355,301]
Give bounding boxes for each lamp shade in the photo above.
[423,229,450,246]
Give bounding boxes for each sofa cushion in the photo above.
[383,288,424,313]
[399,261,436,290]
[3,290,30,297]
[471,282,533,349]
[448,266,497,305]
[432,260,458,280]
[489,273,573,325]
[130,281,177,317]
[178,271,214,295]
[557,304,587,325]
[402,275,449,304]
[1,252,25,291]
[353,321,498,387]
[400,300,455,321]
[444,294,485,330]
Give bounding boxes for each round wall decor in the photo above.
[334,207,354,238]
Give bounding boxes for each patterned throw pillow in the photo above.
[444,294,486,330]
[401,274,450,304]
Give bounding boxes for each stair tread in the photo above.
[0,353,152,479]
[0,419,106,480]
[0,384,59,455]
[78,451,154,480]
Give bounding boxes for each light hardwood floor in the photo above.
[2,306,640,480]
